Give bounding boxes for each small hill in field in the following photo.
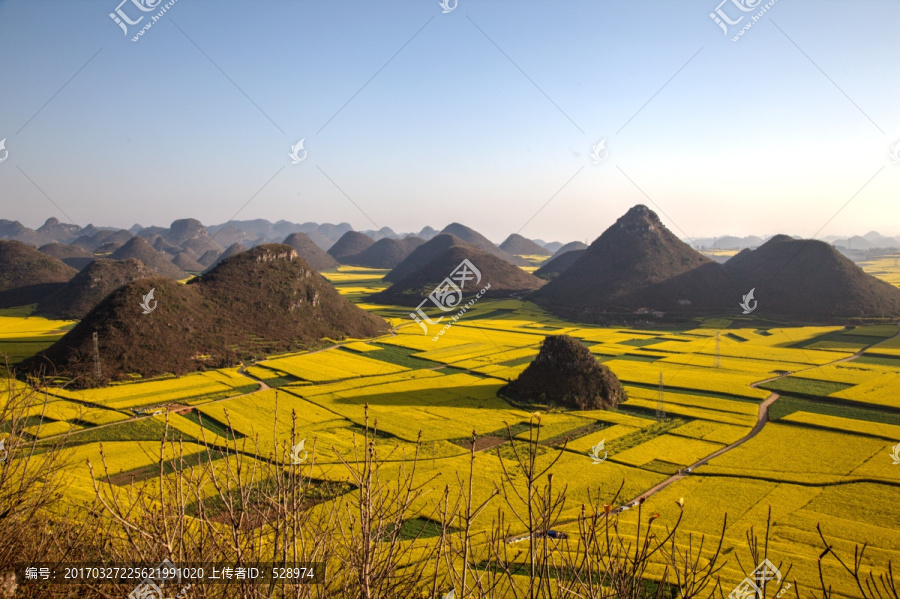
[343,237,426,269]
[39,242,95,270]
[551,241,588,259]
[440,223,530,266]
[35,258,157,320]
[0,241,77,307]
[500,335,626,410]
[283,233,340,271]
[532,205,715,318]
[110,237,186,279]
[499,234,551,256]
[19,245,390,386]
[372,238,544,307]
[328,231,375,262]
[534,249,585,280]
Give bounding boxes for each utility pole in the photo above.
[92,331,101,380]
[656,372,666,421]
[715,331,721,369]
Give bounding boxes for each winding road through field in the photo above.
[506,321,900,541]
[621,320,900,507]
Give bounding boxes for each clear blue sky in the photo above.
[1,0,898,244]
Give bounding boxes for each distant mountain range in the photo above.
[688,232,900,251]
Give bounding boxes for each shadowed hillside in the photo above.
[35,258,157,320]
[328,231,375,262]
[19,244,389,386]
[342,236,426,269]
[372,240,544,307]
[0,240,77,307]
[283,232,340,270]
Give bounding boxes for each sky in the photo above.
[0,0,898,245]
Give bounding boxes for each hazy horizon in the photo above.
[1,0,898,242]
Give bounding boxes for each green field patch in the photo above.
[624,382,761,404]
[641,459,683,475]
[845,324,898,338]
[607,353,661,363]
[243,365,300,387]
[853,354,900,367]
[759,377,853,397]
[365,344,443,370]
[464,309,516,321]
[0,340,59,364]
[498,355,537,367]
[106,448,228,486]
[187,477,355,523]
[618,338,666,347]
[540,420,610,447]
[791,330,882,350]
[604,417,691,456]
[724,332,746,342]
[385,517,450,541]
[57,417,194,446]
[181,410,245,439]
[768,394,900,427]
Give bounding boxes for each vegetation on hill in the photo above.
[342,236,426,269]
[534,248,585,280]
[499,233,551,256]
[283,232,340,271]
[550,240,588,258]
[110,236,186,279]
[441,223,530,266]
[500,335,626,409]
[38,242,94,270]
[328,231,375,262]
[35,258,157,320]
[19,245,389,386]
[0,240,77,307]
[372,242,544,306]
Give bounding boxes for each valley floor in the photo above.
[2,266,900,597]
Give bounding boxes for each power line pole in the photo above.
[656,372,665,421]
[92,331,101,380]
[715,331,721,369]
